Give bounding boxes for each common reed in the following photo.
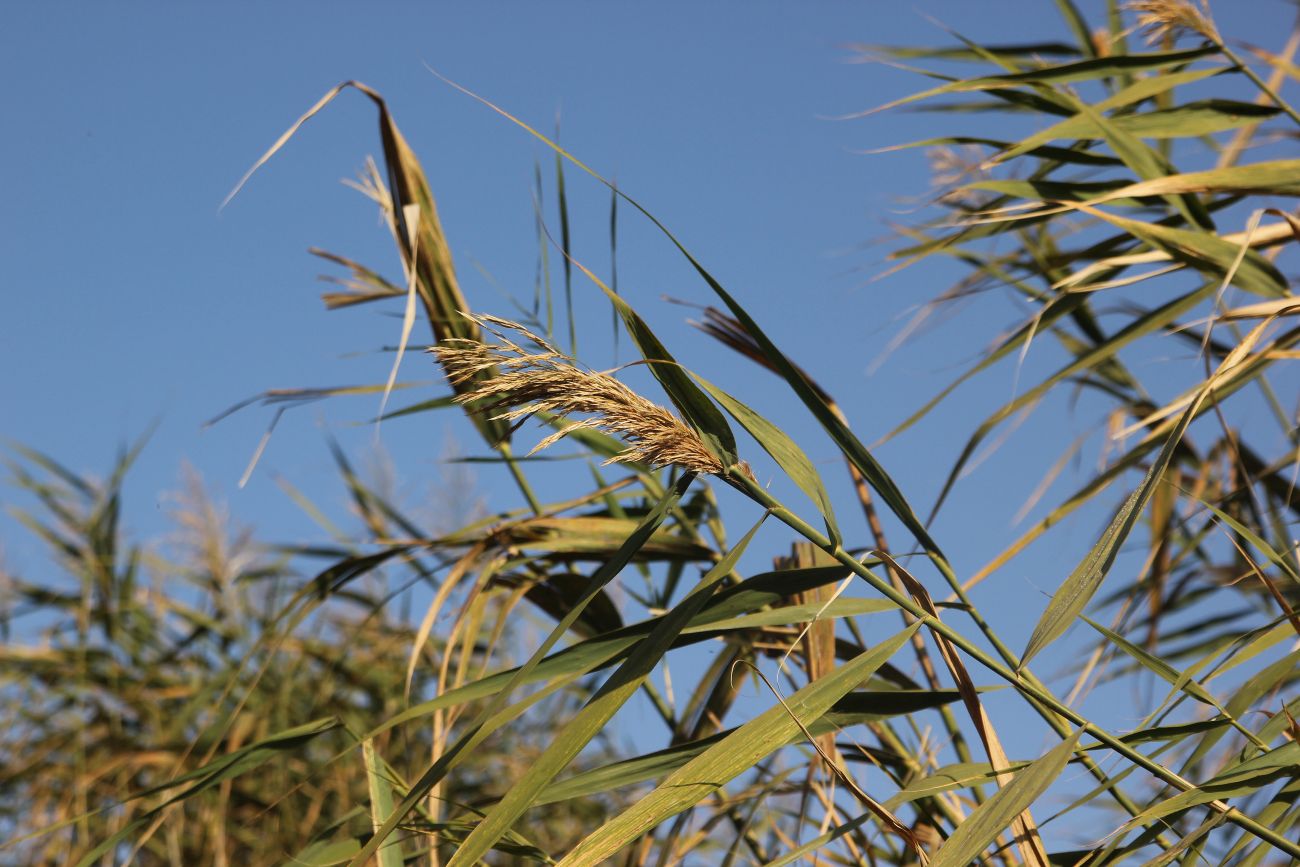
[1125,0,1219,43]
[8,3,1300,864]
[431,313,725,475]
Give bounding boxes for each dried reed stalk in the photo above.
[431,314,723,475]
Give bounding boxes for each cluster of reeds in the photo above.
[4,1,1300,865]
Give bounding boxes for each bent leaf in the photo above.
[929,730,1084,867]
[692,372,840,546]
[555,624,920,866]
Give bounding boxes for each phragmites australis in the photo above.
[430,314,725,475]
[1125,0,1219,44]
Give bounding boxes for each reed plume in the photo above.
[1125,0,1219,44]
[431,313,724,475]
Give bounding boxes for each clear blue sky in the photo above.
[3,1,1296,848]
[2,1,1088,570]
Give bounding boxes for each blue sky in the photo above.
[3,2,1298,847]
[1,1,1087,569]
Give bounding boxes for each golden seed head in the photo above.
[1125,0,1219,44]
[430,314,724,475]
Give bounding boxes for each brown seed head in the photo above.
[431,314,725,475]
[1125,0,1219,44]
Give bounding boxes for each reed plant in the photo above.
[4,1,1300,864]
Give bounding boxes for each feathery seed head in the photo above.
[1125,0,1219,44]
[431,314,725,475]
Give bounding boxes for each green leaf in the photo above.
[1068,94,1210,228]
[610,296,738,466]
[362,740,405,867]
[281,838,362,867]
[965,178,1138,203]
[536,689,962,807]
[446,515,765,867]
[874,135,1122,166]
[1106,718,1233,749]
[692,372,840,546]
[347,474,695,867]
[1080,616,1223,709]
[474,516,714,562]
[988,67,1231,165]
[862,42,1083,62]
[929,730,1084,867]
[1078,205,1287,297]
[982,47,1219,84]
[864,46,1219,118]
[1186,492,1300,584]
[368,564,884,738]
[683,597,894,633]
[554,624,920,866]
[1126,742,1300,826]
[1087,159,1300,202]
[1020,346,1220,666]
[885,760,1029,809]
[1184,648,1300,772]
[1117,100,1281,138]
[969,323,1300,586]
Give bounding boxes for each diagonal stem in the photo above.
[723,466,1300,861]
[1217,41,1300,129]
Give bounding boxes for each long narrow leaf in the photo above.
[554,624,920,866]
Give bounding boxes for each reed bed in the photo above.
[4,2,1300,864]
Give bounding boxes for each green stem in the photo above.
[724,467,1300,861]
[889,495,1164,834]
[1220,42,1300,129]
